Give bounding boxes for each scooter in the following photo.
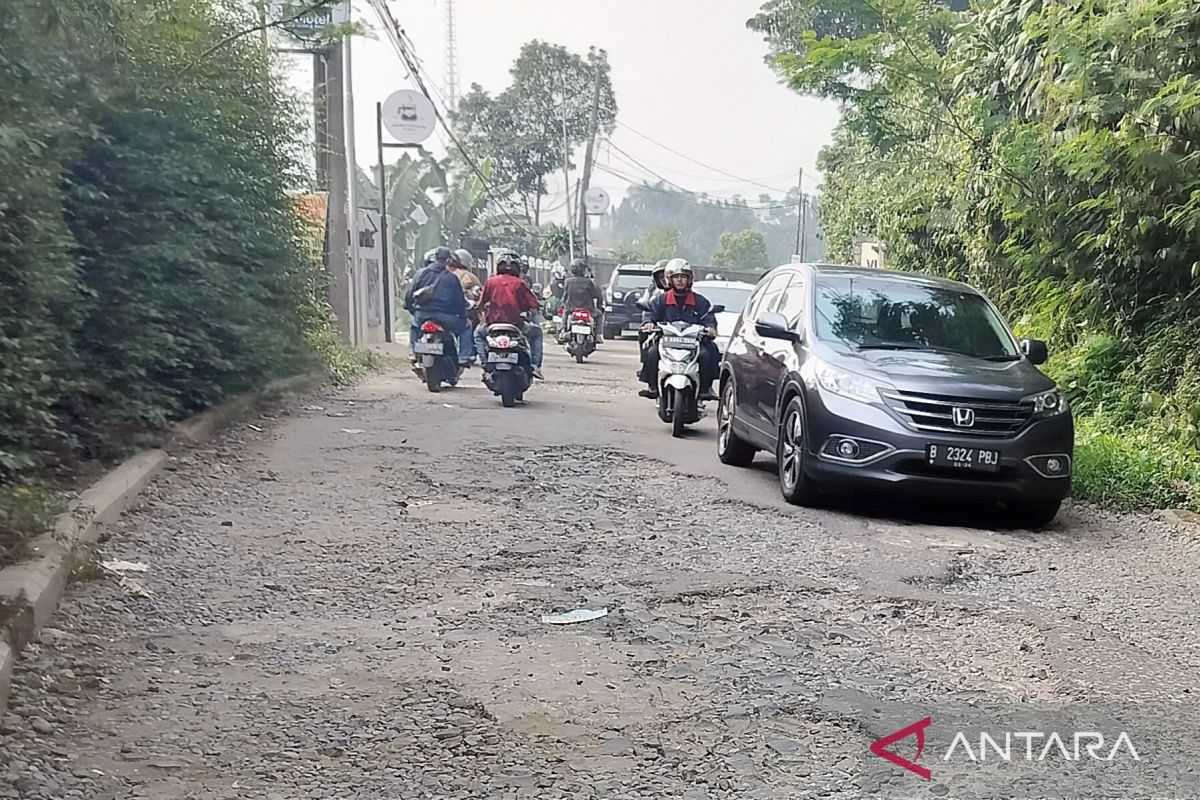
[653,322,709,437]
[412,320,463,393]
[564,308,597,363]
[481,324,533,408]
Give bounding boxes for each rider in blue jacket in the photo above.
[405,246,469,358]
[639,259,719,401]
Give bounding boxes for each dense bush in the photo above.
[1,0,355,557]
[0,0,338,477]
[750,0,1200,511]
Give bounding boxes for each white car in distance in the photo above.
[692,280,755,353]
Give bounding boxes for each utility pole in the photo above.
[559,75,574,260]
[794,167,804,260]
[314,54,330,190]
[325,41,353,343]
[344,34,364,346]
[375,102,392,343]
[576,67,603,261]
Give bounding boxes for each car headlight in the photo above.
[1024,388,1067,416]
[813,361,883,404]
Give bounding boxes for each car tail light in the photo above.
[421,321,443,333]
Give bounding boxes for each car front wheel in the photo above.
[777,396,820,506]
[1010,499,1062,529]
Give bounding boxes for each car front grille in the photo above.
[881,390,1033,437]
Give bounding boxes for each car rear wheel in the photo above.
[717,380,756,467]
[777,397,820,506]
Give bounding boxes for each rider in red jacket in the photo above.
[474,252,545,378]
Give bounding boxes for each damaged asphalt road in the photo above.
[2,341,1198,799]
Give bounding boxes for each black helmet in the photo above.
[570,257,588,277]
[434,246,453,265]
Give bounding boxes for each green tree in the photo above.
[638,226,683,261]
[712,229,771,270]
[451,42,617,226]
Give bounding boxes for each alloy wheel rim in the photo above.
[781,409,803,489]
[718,385,733,451]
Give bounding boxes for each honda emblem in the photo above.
[952,407,975,428]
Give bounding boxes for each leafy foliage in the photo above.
[751,0,1200,510]
[602,183,824,266]
[712,230,771,270]
[0,0,338,487]
[452,42,617,226]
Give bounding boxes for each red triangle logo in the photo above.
[869,716,932,780]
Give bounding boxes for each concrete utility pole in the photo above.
[343,34,365,346]
[559,76,574,260]
[325,41,353,343]
[576,66,603,259]
[794,167,804,260]
[313,54,330,190]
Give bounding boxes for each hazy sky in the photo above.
[283,0,840,221]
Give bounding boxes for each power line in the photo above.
[602,139,801,188]
[367,0,536,239]
[604,145,788,202]
[615,119,792,195]
[593,164,797,211]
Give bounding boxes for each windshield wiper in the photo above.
[858,343,1020,361]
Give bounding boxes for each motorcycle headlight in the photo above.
[1024,388,1067,416]
[813,362,884,404]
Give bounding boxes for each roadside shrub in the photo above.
[1072,416,1200,513]
[0,0,347,486]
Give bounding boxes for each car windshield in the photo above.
[697,286,751,314]
[612,271,653,292]
[814,275,1019,359]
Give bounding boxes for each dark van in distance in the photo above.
[717,264,1073,527]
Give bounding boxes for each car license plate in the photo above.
[488,351,519,364]
[414,341,443,355]
[926,444,1000,472]
[663,336,698,349]
[571,325,592,334]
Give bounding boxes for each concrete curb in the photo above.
[0,370,323,714]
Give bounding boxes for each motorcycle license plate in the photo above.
[488,351,519,364]
[414,341,444,355]
[663,336,698,349]
[571,325,592,334]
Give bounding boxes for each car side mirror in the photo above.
[711,304,726,315]
[1021,338,1048,365]
[755,311,799,342]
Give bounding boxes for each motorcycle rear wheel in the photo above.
[497,371,518,408]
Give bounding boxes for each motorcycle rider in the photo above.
[404,246,469,360]
[447,249,483,366]
[638,258,719,402]
[636,260,671,377]
[474,251,545,380]
[560,258,605,342]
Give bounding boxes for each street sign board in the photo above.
[409,205,429,226]
[381,89,437,145]
[268,0,349,40]
[583,187,611,215]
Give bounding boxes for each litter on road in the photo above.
[100,560,149,573]
[541,608,609,625]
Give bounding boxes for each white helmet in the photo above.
[552,265,566,281]
[664,258,693,284]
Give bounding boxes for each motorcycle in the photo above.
[651,322,710,437]
[412,320,463,393]
[481,322,533,408]
[564,308,597,363]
